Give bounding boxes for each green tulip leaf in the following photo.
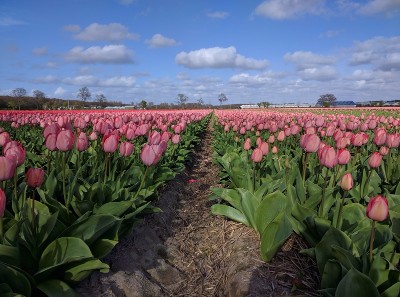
[335,268,379,297]
[381,282,400,297]
[321,259,342,289]
[0,245,19,267]
[0,262,31,297]
[211,204,250,227]
[94,201,132,216]
[210,188,242,211]
[64,258,109,283]
[238,188,259,230]
[260,213,292,262]
[37,279,79,297]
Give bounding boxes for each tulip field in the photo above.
[0,107,400,296]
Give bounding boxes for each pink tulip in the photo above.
[368,152,382,168]
[300,134,321,153]
[45,134,57,151]
[0,156,16,181]
[0,132,10,146]
[271,146,278,154]
[140,144,157,166]
[0,188,5,218]
[102,131,119,153]
[89,131,98,141]
[26,168,45,188]
[386,134,400,148]
[259,141,269,155]
[366,195,389,222]
[337,148,351,165]
[340,173,353,191]
[119,142,134,157]
[277,131,285,142]
[171,134,181,144]
[148,131,161,145]
[76,132,89,152]
[243,138,251,151]
[3,141,26,166]
[251,148,263,163]
[373,128,387,146]
[319,146,337,168]
[379,146,389,156]
[56,129,75,151]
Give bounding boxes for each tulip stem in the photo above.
[335,191,348,229]
[31,190,36,233]
[319,169,329,217]
[369,220,376,262]
[362,169,373,200]
[62,153,67,209]
[133,166,150,201]
[13,172,17,204]
[302,152,308,186]
[0,218,3,243]
[104,153,110,183]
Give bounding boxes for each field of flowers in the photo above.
[0,107,399,296]
[0,109,210,296]
[211,108,400,297]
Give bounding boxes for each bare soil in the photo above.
[76,124,320,297]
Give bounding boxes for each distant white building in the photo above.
[240,104,259,109]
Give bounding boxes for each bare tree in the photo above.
[218,93,228,105]
[177,94,189,107]
[317,94,337,107]
[11,87,27,110]
[77,86,91,104]
[96,93,107,108]
[33,90,46,109]
[197,97,204,105]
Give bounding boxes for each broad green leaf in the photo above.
[238,188,259,230]
[260,213,292,262]
[335,268,379,297]
[211,204,250,227]
[64,258,109,282]
[381,282,400,297]
[210,188,242,211]
[254,191,287,235]
[91,239,119,259]
[94,201,132,216]
[37,279,79,297]
[331,245,361,271]
[0,262,31,297]
[0,245,19,267]
[341,203,369,233]
[321,260,342,289]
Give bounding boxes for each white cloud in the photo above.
[229,72,279,85]
[73,23,139,42]
[35,75,59,83]
[145,34,177,48]
[206,11,229,19]
[357,0,400,15]
[101,76,136,87]
[54,87,67,96]
[299,66,337,81]
[284,51,336,69]
[254,0,325,19]
[175,46,268,70]
[349,36,400,70]
[65,45,134,64]
[0,17,26,26]
[62,75,136,87]
[62,24,80,32]
[32,47,48,56]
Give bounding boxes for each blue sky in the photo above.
[1,0,400,105]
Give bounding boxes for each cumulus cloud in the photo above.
[299,66,337,81]
[0,17,26,26]
[62,75,136,87]
[284,51,336,69]
[145,34,177,48]
[54,87,67,96]
[35,75,59,83]
[254,0,324,19]
[32,47,48,56]
[175,46,268,70]
[229,72,281,85]
[349,36,400,70]
[62,24,80,32]
[357,0,400,15]
[73,23,139,42]
[65,45,134,64]
[206,11,229,19]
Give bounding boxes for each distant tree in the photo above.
[96,93,107,108]
[7,100,18,110]
[148,101,155,109]
[317,94,337,107]
[33,90,46,110]
[259,101,271,108]
[139,100,147,109]
[218,93,228,105]
[197,97,204,105]
[11,88,27,110]
[177,94,189,107]
[77,86,91,103]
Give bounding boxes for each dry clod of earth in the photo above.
[76,124,320,297]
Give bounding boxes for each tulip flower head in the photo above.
[340,173,353,191]
[368,152,382,168]
[26,168,45,188]
[366,195,389,222]
[251,148,263,163]
[0,156,16,181]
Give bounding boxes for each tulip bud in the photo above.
[0,156,16,181]
[76,132,89,152]
[337,148,351,165]
[368,152,382,168]
[366,195,389,221]
[119,142,134,157]
[0,188,5,217]
[26,168,45,188]
[102,131,119,153]
[243,138,251,151]
[300,134,321,153]
[251,148,263,163]
[340,173,353,191]
[56,129,75,151]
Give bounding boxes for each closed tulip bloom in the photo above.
[89,131,98,141]
[319,146,337,168]
[368,152,382,168]
[251,148,263,163]
[171,134,181,144]
[386,134,400,148]
[271,146,278,154]
[337,148,351,165]
[373,128,387,146]
[102,132,119,153]
[148,131,161,145]
[0,188,5,217]
[76,132,89,152]
[45,133,57,151]
[277,131,285,142]
[26,168,45,188]
[366,195,389,222]
[0,156,16,181]
[243,138,251,150]
[0,132,10,146]
[119,142,134,157]
[379,146,389,156]
[267,135,275,144]
[3,141,26,167]
[161,131,171,142]
[56,129,75,151]
[259,141,269,155]
[340,173,353,191]
[140,144,157,166]
[300,134,321,153]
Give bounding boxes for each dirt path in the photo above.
[76,123,320,297]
